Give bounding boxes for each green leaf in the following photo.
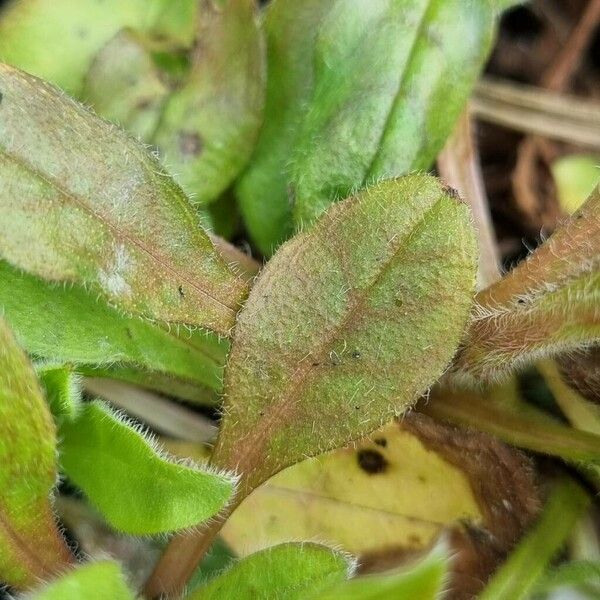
[0,0,196,95]
[237,0,498,254]
[0,317,73,588]
[236,0,336,254]
[58,400,236,534]
[453,185,600,383]
[551,154,600,215]
[214,175,477,496]
[81,29,172,141]
[36,362,82,420]
[186,543,353,600]
[152,0,265,206]
[480,478,590,600]
[0,260,228,396]
[309,543,448,600]
[28,560,135,600]
[534,560,600,596]
[0,63,247,335]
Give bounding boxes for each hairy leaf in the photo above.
[58,400,236,534]
[0,0,196,94]
[214,176,477,495]
[454,186,600,383]
[0,64,247,334]
[236,0,336,254]
[0,318,73,588]
[0,261,227,396]
[37,363,82,420]
[152,0,265,206]
[186,543,352,600]
[309,543,448,600]
[480,478,590,600]
[28,561,135,600]
[237,0,498,254]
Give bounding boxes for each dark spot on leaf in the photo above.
[178,131,203,157]
[418,474,426,483]
[178,285,185,298]
[517,298,525,304]
[374,437,387,447]
[136,98,152,111]
[312,362,320,367]
[441,184,462,202]
[125,327,133,339]
[357,449,388,474]
[0,92,3,106]
[352,350,361,359]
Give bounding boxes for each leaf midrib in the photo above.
[0,146,241,317]
[217,196,445,481]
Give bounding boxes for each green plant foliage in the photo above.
[309,543,448,600]
[28,561,135,600]
[236,0,336,254]
[480,478,590,600]
[0,0,196,95]
[186,543,353,600]
[0,63,247,334]
[0,317,73,588]
[213,175,477,495]
[82,29,171,140]
[1,0,264,209]
[151,0,264,206]
[552,155,600,215]
[534,560,600,596]
[237,0,498,255]
[58,400,236,534]
[0,261,227,396]
[36,363,82,420]
[454,186,600,383]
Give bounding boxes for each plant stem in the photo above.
[437,108,501,289]
[143,506,235,599]
[479,478,590,600]
[421,388,600,463]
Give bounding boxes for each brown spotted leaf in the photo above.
[0,63,246,335]
[0,317,73,589]
[212,175,478,495]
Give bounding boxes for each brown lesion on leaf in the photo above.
[358,413,540,600]
[356,448,388,474]
[178,131,203,158]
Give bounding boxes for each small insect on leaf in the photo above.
[0,63,247,335]
[185,543,353,600]
[213,175,478,497]
[0,317,74,589]
[58,400,236,535]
